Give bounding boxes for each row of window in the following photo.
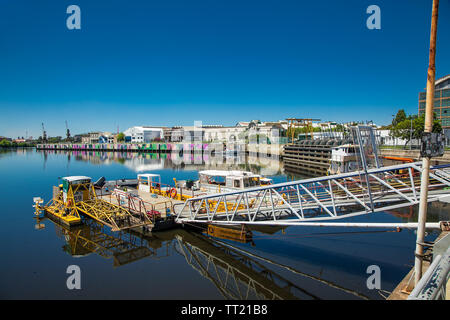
[442,118,450,126]
[419,88,450,100]
[418,108,450,117]
[419,97,450,108]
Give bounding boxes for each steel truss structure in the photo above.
[173,233,371,300]
[56,220,153,266]
[174,234,311,299]
[67,182,154,232]
[174,162,450,227]
[77,198,153,232]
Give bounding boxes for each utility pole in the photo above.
[410,117,413,150]
[414,0,439,286]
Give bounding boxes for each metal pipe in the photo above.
[409,247,450,300]
[415,0,439,286]
[180,220,442,230]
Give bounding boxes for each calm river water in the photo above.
[0,148,448,299]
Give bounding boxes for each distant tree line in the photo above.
[0,139,36,148]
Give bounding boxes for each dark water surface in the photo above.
[0,149,448,300]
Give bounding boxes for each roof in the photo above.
[422,75,450,90]
[138,173,161,178]
[331,144,357,149]
[436,74,450,86]
[199,170,260,177]
[62,176,91,182]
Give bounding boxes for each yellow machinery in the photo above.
[34,176,154,232]
[205,224,252,243]
[286,118,321,143]
[33,177,84,227]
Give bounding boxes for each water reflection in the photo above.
[36,214,378,300]
[36,149,285,177]
[5,148,449,300]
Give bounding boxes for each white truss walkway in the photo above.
[174,162,450,228]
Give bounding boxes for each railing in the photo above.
[408,246,450,300]
[174,162,450,226]
[141,180,193,201]
[110,188,169,222]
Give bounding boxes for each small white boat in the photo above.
[328,144,360,175]
[134,169,273,200]
[197,170,272,193]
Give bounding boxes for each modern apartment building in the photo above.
[418,74,450,129]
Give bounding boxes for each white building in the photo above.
[376,129,419,147]
[124,126,165,143]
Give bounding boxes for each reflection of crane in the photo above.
[41,123,47,143]
[65,120,71,142]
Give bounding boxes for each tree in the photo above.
[391,113,442,147]
[392,109,407,127]
[117,132,125,142]
[0,139,11,148]
[48,136,62,144]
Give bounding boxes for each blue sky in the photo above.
[0,0,449,138]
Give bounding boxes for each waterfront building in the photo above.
[376,129,416,147]
[418,74,450,135]
[80,132,113,144]
[81,132,102,144]
[123,126,166,143]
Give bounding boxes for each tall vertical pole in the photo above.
[414,0,439,286]
[410,118,413,150]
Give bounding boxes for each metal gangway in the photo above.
[174,162,450,228]
[175,127,450,229]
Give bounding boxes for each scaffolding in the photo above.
[286,118,321,143]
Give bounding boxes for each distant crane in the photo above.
[65,120,71,142]
[41,123,47,143]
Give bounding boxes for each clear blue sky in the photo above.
[0,0,449,138]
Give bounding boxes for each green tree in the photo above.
[48,136,62,144]
[117,132,125,142]
[391,113,442,147]
[392,109,407,127]
[0,139,12,148]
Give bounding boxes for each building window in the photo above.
[435,90,441,98]
[441,118,450,127]
[443,99,450,107]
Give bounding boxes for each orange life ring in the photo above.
[169,188,177,199]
